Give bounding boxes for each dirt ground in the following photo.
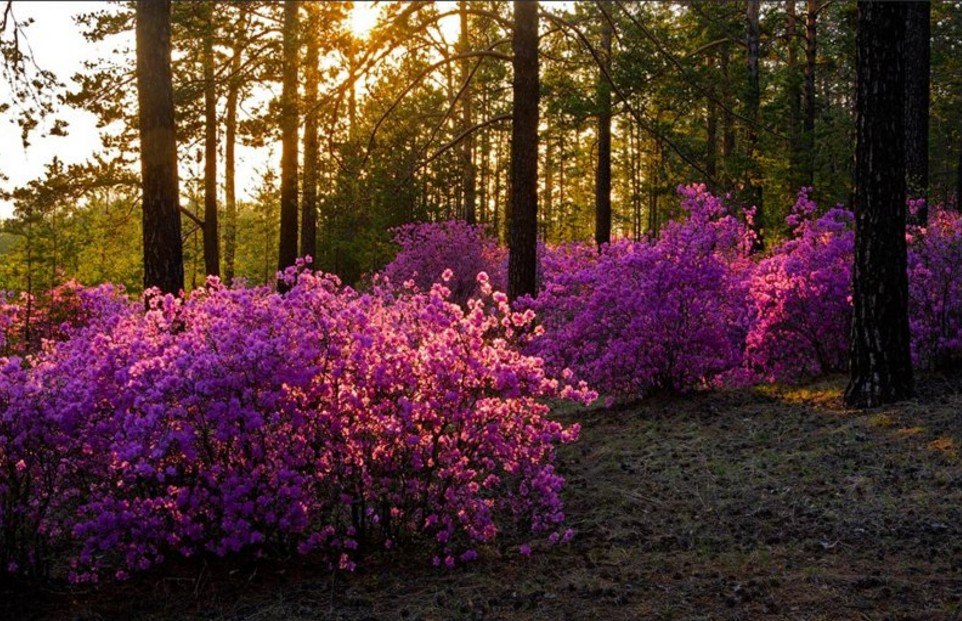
[6,372,962,620]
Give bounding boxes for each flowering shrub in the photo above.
[0,268,593,582]
[907,203,962,367]
[0,281,129,358]
[525,185,755,400]
[382,221,506,305]
[743,189,854,381]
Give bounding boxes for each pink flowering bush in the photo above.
[0,268,593,582]
[0,281,129,358]
[525,185,755,400]
[382,221,507,305]
[743,189,855,381]
[907,203,962,367]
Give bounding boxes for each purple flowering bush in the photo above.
[907,203,962,367]
[743,189,855,382]
[382,221,507,305]
[0,267,593,582]
[525,185,755,400]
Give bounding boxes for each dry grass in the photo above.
[6,372,962,620]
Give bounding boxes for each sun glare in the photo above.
[348,2,380,39]
[348,1,461,41]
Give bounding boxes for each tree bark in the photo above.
[904,0,930,221]
[300,4,319,261]
[277,0,299,288]
[508,0,539,300]
[594,7,612,247]
[136,0,183,295]
[202,1,219,278]
[845,1,914,408]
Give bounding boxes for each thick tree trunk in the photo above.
[508,0,539,300]
[595,11,612,247]
[202,2,219,278]
[136,0,183,294]
[460,1,477,225]
[300,6,319,261]
[845,1,914,408]
[803,0,817,186]
[904,0,930,221]
[277,0,299,288]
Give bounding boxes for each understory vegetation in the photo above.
[2,186,961,589]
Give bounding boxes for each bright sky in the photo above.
[0,2,106,219]
[0,1,461,221]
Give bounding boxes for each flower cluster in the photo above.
[382,221,507,305]
[743,189,854,381]
[0,268,592,582]
[907,204,962,367]
[0,281,129,358]
[524,185,755,399]
[521,186,962,398]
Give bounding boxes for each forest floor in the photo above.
[8,372,962,621]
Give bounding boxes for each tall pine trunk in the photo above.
[277,0,299,288]
[202,1,219,278]
[904,0,930,221]
[745,0,763,244]
[706,56,718,183]
[787,0,803,190]
[721,46,735,181]
[803,0,817,186]
[300,6,319,260]
[508,0,539,300]
[136,0,183,294]
[223,12,244,285]
[460,1,477,225]
[594,8,612,247]
[845,1,914,408]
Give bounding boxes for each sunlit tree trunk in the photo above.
[136,0,183,294]
[543,129,554,241]
[845,0,914,408]
[508,0,539,300]
[594,8,612,247]
[277,0,299,288]
[904,0,930,221]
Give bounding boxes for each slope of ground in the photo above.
[7,372,962,620]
